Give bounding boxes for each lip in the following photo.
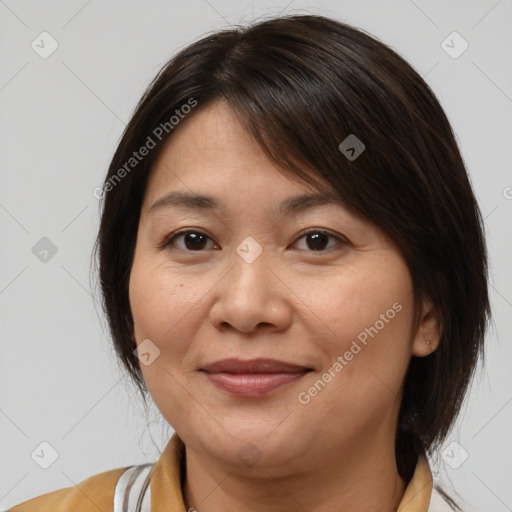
[201,358,311,374]
[200,358,313,397]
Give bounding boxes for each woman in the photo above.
[11,14,490,512]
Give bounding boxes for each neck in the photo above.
[182,434,407,512]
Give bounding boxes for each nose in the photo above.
[208,246,292,334]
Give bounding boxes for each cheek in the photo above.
[301,257,415,418]
[128,256,193,375]
[128,253,220,391]
[308,260,413,356]
[128,257,197,417]
[129,255,199,339]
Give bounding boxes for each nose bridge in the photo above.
[228,240,272,302]
[209,240,291,333]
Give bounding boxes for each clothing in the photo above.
[9,433,453,511]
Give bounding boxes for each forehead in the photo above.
[153,99,267,170]
[136,101,387,245]
[142,100,337,210]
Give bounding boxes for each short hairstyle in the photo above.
[93,13,491,493]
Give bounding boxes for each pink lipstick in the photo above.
[200,358,312,397]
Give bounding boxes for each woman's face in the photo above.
[129,99,432,475]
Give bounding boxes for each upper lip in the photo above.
[200,358,312,374]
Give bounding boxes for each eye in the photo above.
[160,229,218,251]
[292,229,345,252]
[160,228,346,253]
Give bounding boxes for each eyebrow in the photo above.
[148,191,346,217]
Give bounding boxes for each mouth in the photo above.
[199,358,313,397]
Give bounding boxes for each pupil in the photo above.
[185,233,207,250]
[308,232,328,251]
[182,232,329,251]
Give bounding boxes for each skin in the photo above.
[128,99,440,512]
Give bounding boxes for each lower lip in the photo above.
[203,371,309,396]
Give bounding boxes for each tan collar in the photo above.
[150,433,187,512]
[150,433,433,512]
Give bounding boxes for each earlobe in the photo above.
[412,300,441,357]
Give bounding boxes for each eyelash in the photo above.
[159,228,347,253]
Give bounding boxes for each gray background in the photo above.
[1,1,511,510]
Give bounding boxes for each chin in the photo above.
[193,422,308,472]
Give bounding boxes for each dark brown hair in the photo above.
[93,14,490,507]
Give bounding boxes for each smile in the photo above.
[199,358,313,397]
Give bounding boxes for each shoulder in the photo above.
[8,466,129,512]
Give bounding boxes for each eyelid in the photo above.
[159,228,218,250]
[291,228,347,251]
[160,227,348,252]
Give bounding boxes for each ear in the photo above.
[412,298,442,357]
